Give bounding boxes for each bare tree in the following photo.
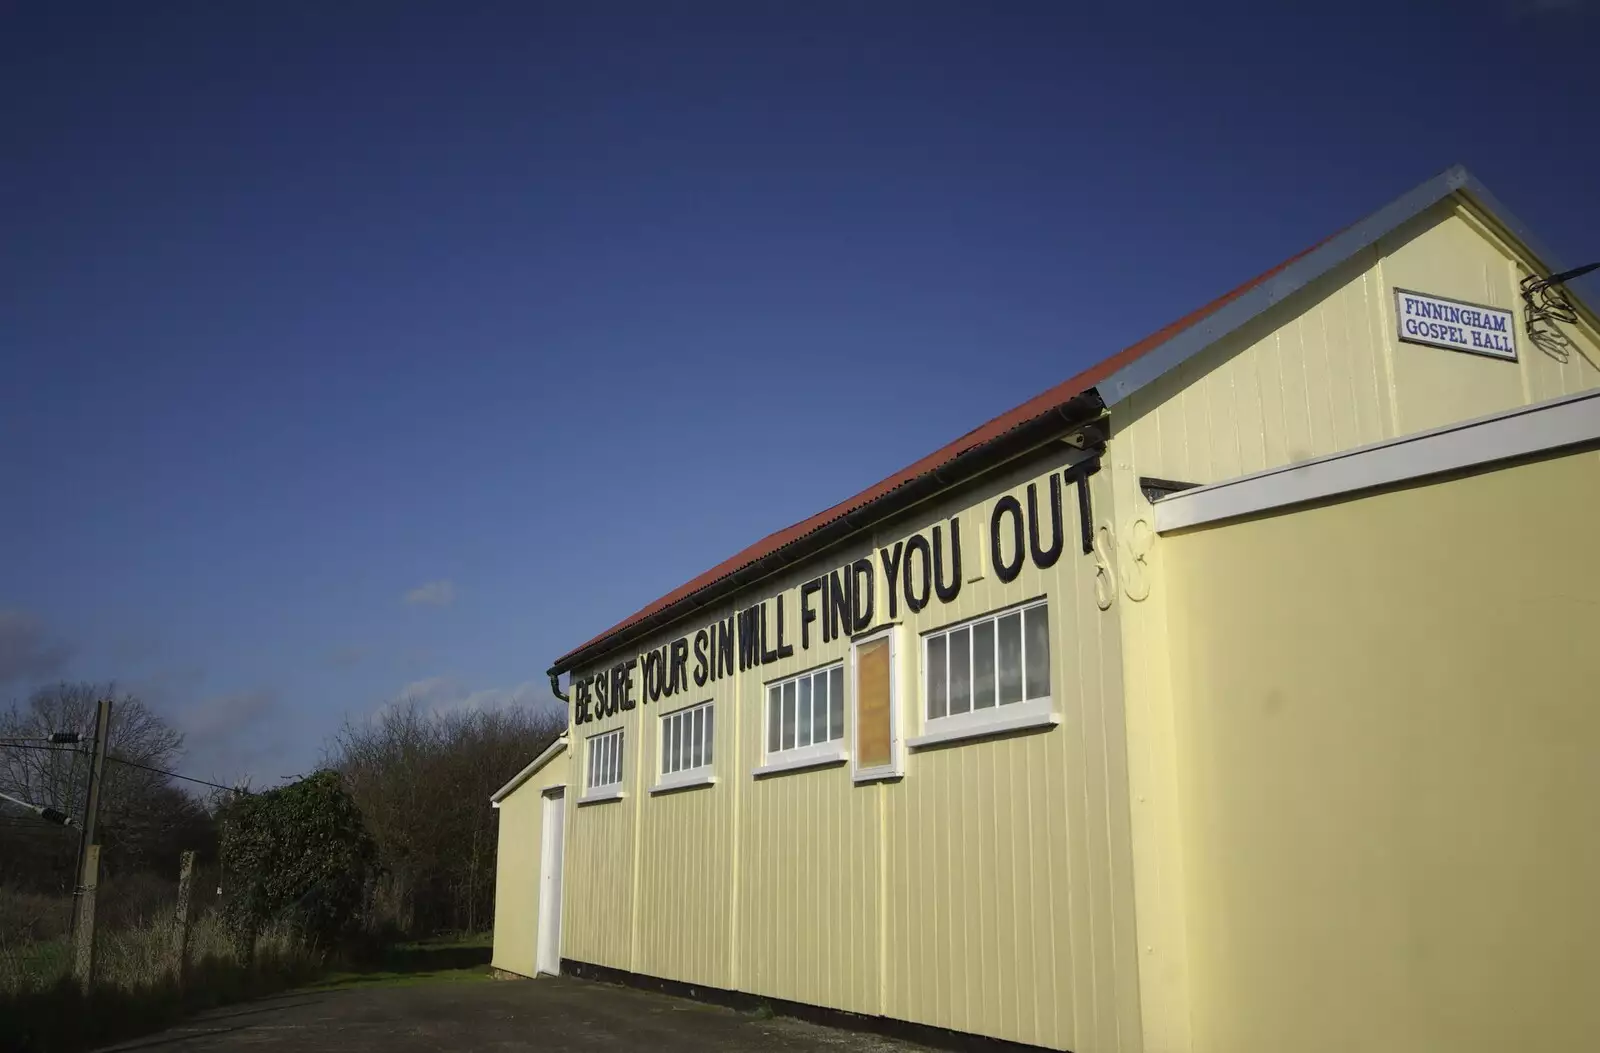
[329,702,564,935]
[0,683,209,893]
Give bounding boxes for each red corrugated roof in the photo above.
[552,232,1335,672]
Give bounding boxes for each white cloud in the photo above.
[396,676,548,716]
[458,681,545,712]
[403,580,456,607]
[397,676,456,708]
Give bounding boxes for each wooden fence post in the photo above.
[172,850,196,985]
[73,844,100,988]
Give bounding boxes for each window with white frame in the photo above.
[585,727,624,797]
[765,663,845,763]
[659,700,714,786]
[922,600,1051,735]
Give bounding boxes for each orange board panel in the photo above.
[856,637,891,768]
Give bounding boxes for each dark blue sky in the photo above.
[3,2,1596,782]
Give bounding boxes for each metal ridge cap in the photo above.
[1096,166,1467,406]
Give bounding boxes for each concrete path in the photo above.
[97,975,928,1052]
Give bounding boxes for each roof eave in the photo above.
[1097,166,1471,406]
[1097,165,1595,406]
[1453,173,1599,327]
[489,734,568,806]
[546,390,1108,676]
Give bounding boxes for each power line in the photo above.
[0,740,251,794]
[103,754,251,795]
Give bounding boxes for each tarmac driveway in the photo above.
[97,975,928,1053]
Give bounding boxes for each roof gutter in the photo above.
[547,390,1107,678]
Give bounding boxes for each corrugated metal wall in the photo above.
[636,675,739,989]
[1103,196,1600,1051]
[547,193,1600,1053]
[738,750,881,1014]
[880,468,1136,1051]
[490,750,568,978]
[561,449,1141,1052]
[1163,447,1600,1053]
[560,745,636,969]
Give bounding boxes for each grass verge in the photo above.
[305,933,494,991]
[0,915,321,1053]
[0,925,495,1052]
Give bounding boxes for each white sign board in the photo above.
[1394,288,1517,361]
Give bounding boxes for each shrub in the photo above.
[217,770,375,951]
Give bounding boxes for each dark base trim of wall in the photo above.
[560,959,1060,1053]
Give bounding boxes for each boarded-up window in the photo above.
[853,630,899,779]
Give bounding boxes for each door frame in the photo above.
[535,786,566,976]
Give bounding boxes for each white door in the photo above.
[535,788,565,976]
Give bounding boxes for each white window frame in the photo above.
[752,661,848,777]
[851,625,902,783]
[580,727,625,803]
[908,599,1059,750]
[653,699,717,795]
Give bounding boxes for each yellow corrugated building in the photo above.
[490,165,1600,1052]
[489,736,568,979]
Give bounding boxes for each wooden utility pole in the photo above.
[73,844,100,986]
[70,697,113,981]
[171,850,196,985]
[80,698,113,861]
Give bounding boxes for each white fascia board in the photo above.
[489,734,568,805]
[1153,389,1600,533]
